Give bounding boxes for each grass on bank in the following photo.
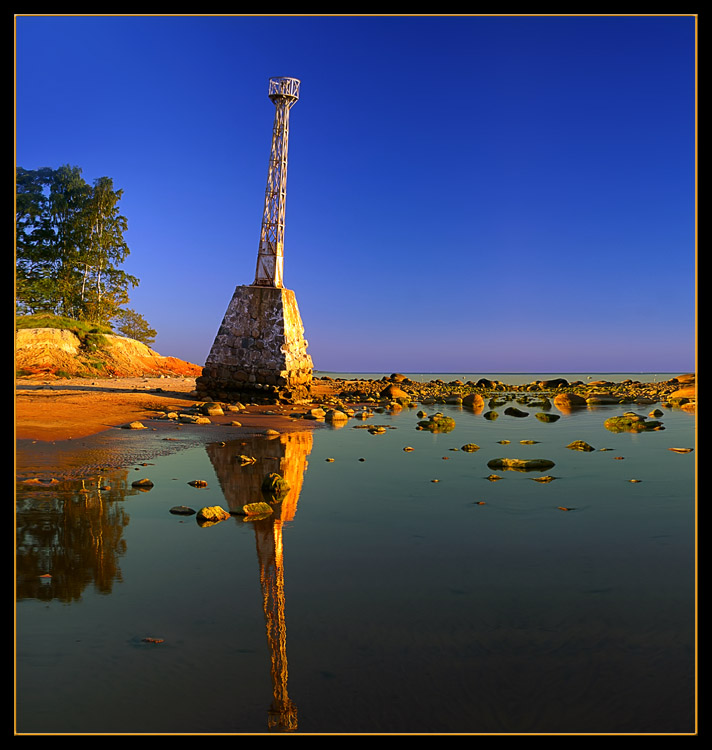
[16,314,112,353]
[16,313,113,336]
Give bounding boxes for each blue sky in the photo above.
[15,14,696,373]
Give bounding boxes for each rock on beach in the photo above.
[553,393,588,410]
[196,506,231,524]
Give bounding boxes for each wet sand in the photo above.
[15,376,337,479]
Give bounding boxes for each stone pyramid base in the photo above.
[195,285,313,404]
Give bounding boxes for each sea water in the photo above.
[314,371,684,385]
[16,393,696,734]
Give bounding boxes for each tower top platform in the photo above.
[268,77,300,103]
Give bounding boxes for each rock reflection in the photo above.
[205,431,313,733]
[16,473,131,601]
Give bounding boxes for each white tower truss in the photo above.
[254,76,300,288]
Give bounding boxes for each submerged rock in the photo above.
[535,412,560,422]
[504,407,529,418]
[604,414,665,433]
[417,414,456,433]
[460,443,480,452]
[131,478,154,489]
[261,472,290,498]
[239,502,274,517]
[486,458,555,472]
[584,393,621,405]
[566,440,596,452]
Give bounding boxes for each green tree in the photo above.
[78,176,136,324]
[16,166,63,314]
[45,164,92,318]
[112,308,157,346]
[16,165,140,326]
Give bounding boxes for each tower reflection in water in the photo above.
[205,430,313,733]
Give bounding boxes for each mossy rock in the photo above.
[460,443,480,452]
[486,457,556,472]
[239,502,274,517]
[482,410,499,420]
[535,412,560,423]
[196,505,231,524]
[604,414,665,433]
[566,440,596,452]
[417,414,456,433]
[261,473,290,498]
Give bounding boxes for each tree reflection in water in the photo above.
[205,431,313,733]
[16,473,131,602]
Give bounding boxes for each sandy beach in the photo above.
[15,376,339,442]
[15,376,342,479]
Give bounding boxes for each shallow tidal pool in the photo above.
[16,399,696,734]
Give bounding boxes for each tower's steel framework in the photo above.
[196,76,312,404]
[254,76,300,288]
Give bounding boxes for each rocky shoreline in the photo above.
[312,371,696,413]
[15,371,695,481]
[16,371,696,441]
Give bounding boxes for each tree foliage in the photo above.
[112,308,157,347]
[16,165,142,329]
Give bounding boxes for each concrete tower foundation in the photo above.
[195,285,313,404]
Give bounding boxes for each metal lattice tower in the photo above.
[254,76,300,288]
